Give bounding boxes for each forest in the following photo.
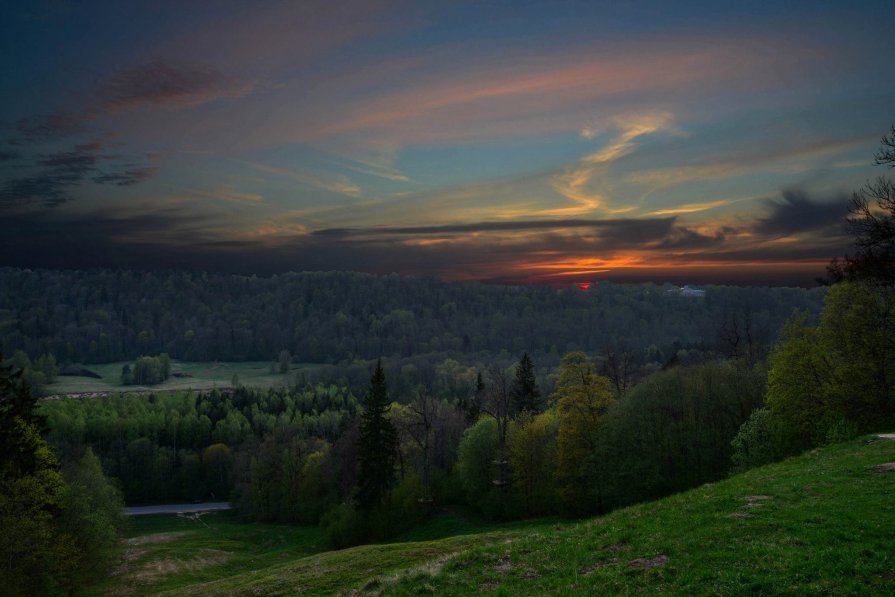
[0,268,825,395]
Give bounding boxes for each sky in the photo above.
[1,0,894,286]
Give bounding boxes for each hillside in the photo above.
[132,436,894,596]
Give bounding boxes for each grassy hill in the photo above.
[114,436,895,596]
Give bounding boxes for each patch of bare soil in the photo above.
[628,555,668,570]
[522,568,540,580]
[730,513,753,519]
[494,555,513,573]
[581,559,619,576]
[870,462,895,473]
[479,581,501,589]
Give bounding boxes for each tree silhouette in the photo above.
[356,360,398,511]
[828,125,895,286]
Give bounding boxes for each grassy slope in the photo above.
[43,360,320,396]
[98,513,328,596]
[159,437,895,596]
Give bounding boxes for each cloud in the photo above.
[0,142,158,207]
[312,217,676,237]
[343,155,410,182]
[16,112,85,140]
[247,161,361,197]
[551,112,675,215]
[92,166,160,187]
[755,189,849,236]
[652,226,726,250]
[648,199,732,216]
[190,187,264,204]
[0,189,850,287]
[100,59,255,110]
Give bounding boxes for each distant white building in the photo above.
[679,285,706,297]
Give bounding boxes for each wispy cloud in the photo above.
[246,161,362,197]
[343,155,410,182]
[550,112,675,215]
[190,187,264,204]
[100,59,255,110]
[648,199,732,216]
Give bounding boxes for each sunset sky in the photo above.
[2,0,894,285]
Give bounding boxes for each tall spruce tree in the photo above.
[511,352,542,413]
[356,360,398,511]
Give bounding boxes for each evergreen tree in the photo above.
[356,360,398,511]
[459,371,484,423]
[511,352,541,413]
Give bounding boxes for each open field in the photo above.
[42,360,321,397]
[108,436,895,596]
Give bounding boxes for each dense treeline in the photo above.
[0,268,824,370]
[41,353,765,547]
[43,384,359,504]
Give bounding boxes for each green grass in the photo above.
[142,436,895,596]
[97,512,328,596]
[43,360,321,396]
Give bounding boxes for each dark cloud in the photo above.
[652,227,726,250]
[8,58,250,162]
[756,189,849,236]
[101,59,253,109]
[16,112,86,140]
[0,188,852,287]
[92,166,160,186]
[313,217,677,237]
[38,144,100,171]
[0,142,157,207]
[0,151,22,162]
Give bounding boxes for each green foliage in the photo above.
[42,384,359,505]
[454,417,499,515]
[598,361,765,510]
[356,361,399,512]
[767,283,895,453]
[59,448,125,583]
[122,353,172,385]
[1,360,122,595]
[321,502,366,549]
[507,410,557,516]
[0,416,76,596]
[3,350,57,395]
[551,352,616,514]
[730,407,783,473]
